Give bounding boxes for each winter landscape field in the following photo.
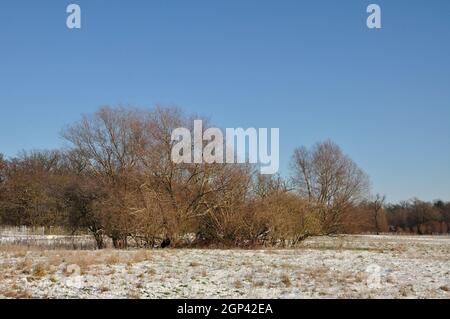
[0,232,449,299]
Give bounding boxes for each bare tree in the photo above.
[409,199,439,235]
[0,154,6,192]
[62,107,147,247]
[0,154,7,224]
[291,140,370,234]
[369,194,387,235]
[0,153,6,179]
[253,173,290,199]
[62,106,145,180]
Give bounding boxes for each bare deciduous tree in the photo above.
[291,140,370,234]
[369,194,387,235]
[62,107,147,247]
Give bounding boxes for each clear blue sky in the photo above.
[0,0,449,202]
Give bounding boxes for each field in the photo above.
[0,232,449,299]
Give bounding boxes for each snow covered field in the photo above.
[0,234,449,299]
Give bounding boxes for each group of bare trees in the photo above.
[1,106,448,249]
[0,150,67,227]
[336,196,450,235]
[384,199,450,235]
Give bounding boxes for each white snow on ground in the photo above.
[0,235,449,299]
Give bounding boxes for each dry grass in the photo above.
[233,280,243,289]
[305,266,329,279]
[0,244,44,253]
[32,264,48,278]
[18,258,33,274]
[146,268,156,276]
[0,286,32,299]
[100,286,110,293]
[2,249,152,279]
[280,274,292,287]
[131,250,152,263]
[127,290,141,299]
[189,261,200,267]
[399,284,415,297]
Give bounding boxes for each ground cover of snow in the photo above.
[0,234,448,298]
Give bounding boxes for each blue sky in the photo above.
[0,0,449,202]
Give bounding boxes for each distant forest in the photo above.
[1,106,449,249]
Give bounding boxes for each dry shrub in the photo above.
[193,189,316,248]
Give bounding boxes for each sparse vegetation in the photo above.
[280,274,292,287]
[0,235,448,299]
[233,280,243,289]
